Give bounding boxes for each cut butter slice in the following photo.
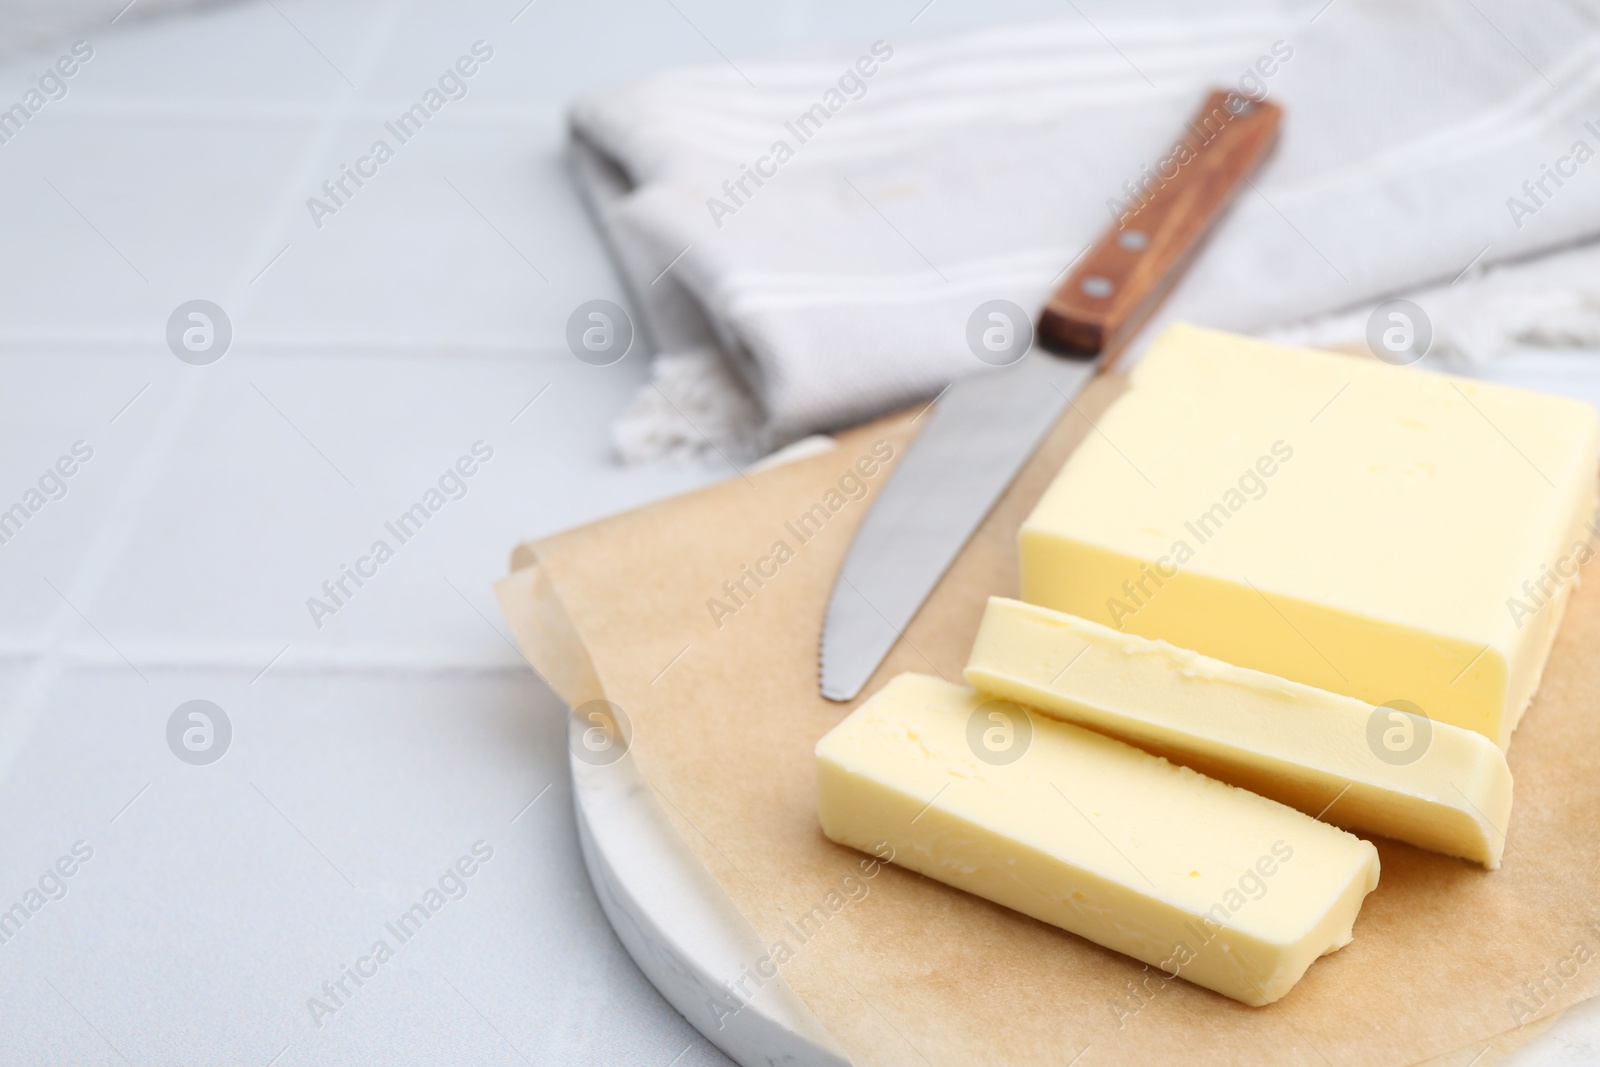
[966,597,1513,868]
[815,673,1380,1006]
[1019,324,1599,748]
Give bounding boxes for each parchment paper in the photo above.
[497,373,1600,1066]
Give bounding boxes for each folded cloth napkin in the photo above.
[570,0,1600,462]
[0,0,218,58]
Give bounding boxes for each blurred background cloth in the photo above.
[572,0,1600,462]
[0,0,219,57]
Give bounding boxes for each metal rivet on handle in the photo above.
[1080,276,1114,298]
[1117,230,1148,252]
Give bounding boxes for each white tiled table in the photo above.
[0,1,1086,1063]
[4,2,1600,1064]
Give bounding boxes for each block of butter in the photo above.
[815,673,1380,1006]
[1020,324,1599,748]
[966,597,1513,867]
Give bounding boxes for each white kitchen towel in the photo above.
[0,0,225,57]
[570,0,1600,462]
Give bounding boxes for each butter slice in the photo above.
[1020,324,1599,748]
[966,597,1513,867]
[815,673,1380,1006]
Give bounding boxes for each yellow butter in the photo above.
[1020,324,1599,748]
[966,597,1513,867]
[815,673,1380,1006]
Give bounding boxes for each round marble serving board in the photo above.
[572,735,1600,1067]
[571,741,846,1067]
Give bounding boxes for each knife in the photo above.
[820,88,1282,701]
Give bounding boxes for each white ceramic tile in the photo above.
[238,113,620,351]
[0,114,319,345]
[0,663,731,1066]
[0,354,188,644]
[66,346,716,663]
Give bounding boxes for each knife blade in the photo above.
[820,88,1282,701]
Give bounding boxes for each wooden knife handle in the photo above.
[1039,89,1282,358]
